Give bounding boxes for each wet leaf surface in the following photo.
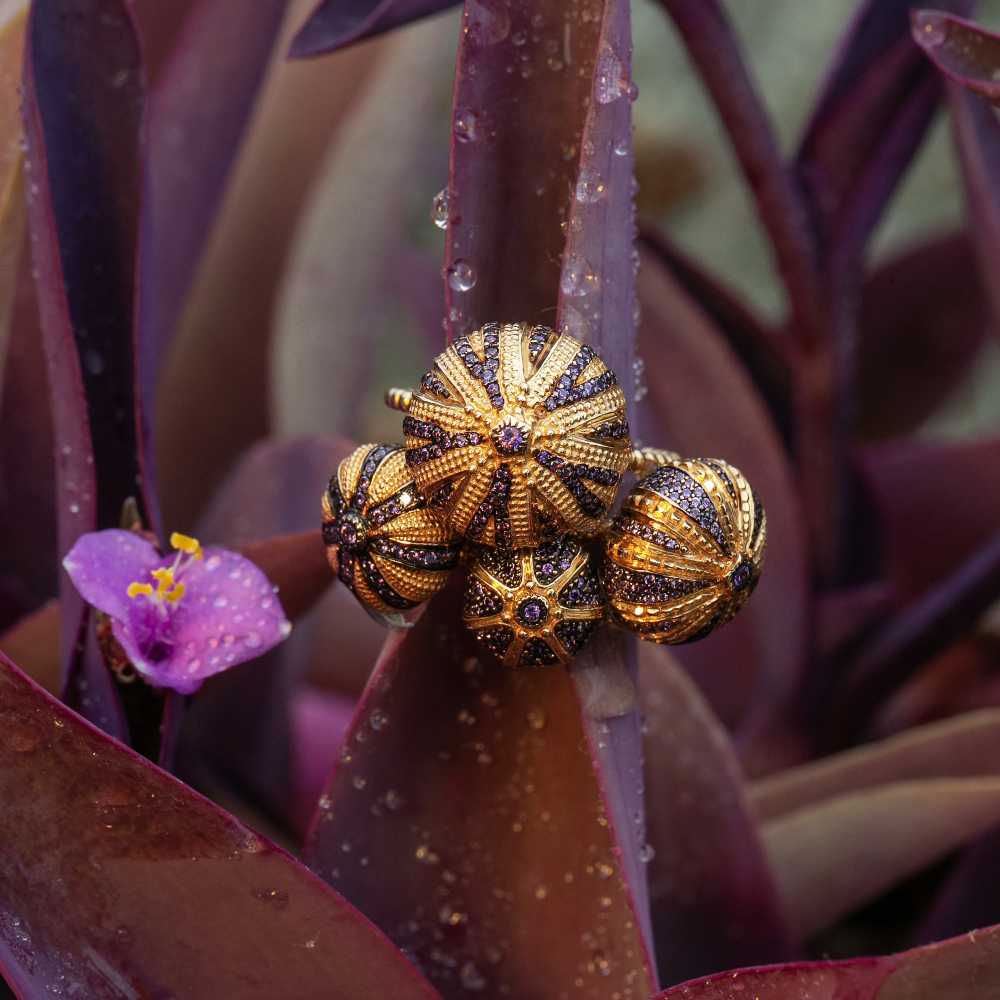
[0,650,440,999]
[306,589,655,1000]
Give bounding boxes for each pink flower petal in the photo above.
[61,530,161,623]
[117,547,291,693]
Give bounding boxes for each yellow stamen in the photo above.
[165,582,185,603]
[170,531,203,560]
[151,567,175,598]
[127,581,153,600]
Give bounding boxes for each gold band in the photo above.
[384,388,413,412]
[628,446,681,475]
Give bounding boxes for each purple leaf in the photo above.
[638,247,809,764]
[762,773,1000,938]
[912,10,1000,102]
[22,0,153,736]
[940,74,1000,340]
[0,600,60,694]
[639,227,793,440]
[0,649,439,999]
[858,437,1000,599]
[651,924,1000,998]
[653,0,823,348]
[439,0,657,980]
[797,0,972,256]
[305,589,657,999]
[136,0,285,510]
[641,644,792,986]
[857,232,989,438]
[815,581,894,659]
[290,0,460,58]
[0,255,56,632]
[824,530,1000,746]
[752,708,1000,823]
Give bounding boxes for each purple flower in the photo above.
[62,529,292,694]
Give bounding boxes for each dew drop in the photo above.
[594,46,626,104]
[639,843,656,864]
[915,12,947,47]
[460,961,487,991]
[613,138,629,157]
[575,167,606,204]
[369,708,389,731]
[465,0,510,47]
[560,254,599,298]
[454,107,480,143]
[431,187,450,230]
[447,260,477,292]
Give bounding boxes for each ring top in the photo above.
[402,322,632,549]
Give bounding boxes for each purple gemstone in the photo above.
[493,424,527,455]
[515,597,549,629]
[731,560,753,591]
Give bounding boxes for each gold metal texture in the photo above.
[322,444,460,618]
[398,322,631,549]
[603,457,765,644]
[462,536,605,668]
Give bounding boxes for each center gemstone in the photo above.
[515,596,549,629]
[492,421,529,456]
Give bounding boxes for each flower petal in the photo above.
[61,529,162,624]
[119,547,290,694]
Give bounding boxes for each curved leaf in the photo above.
[752,708,1000,823]
[653,0,823,347]
[858,437,1000,599]
[273,16,450,441]
[796,0,971,257]
[857,232,989,438]
[915,11,1000,345]
[642,645,792,986]
[763,777,1000,938]
[652,924,1000,999]
[290,0,459,58]
[22,0,150,734]
[0,650,438,999]
[639,227,793,442]
[0,3,26,397]
[912,10,1000,103]
[824,530,1000,744]
[0,600,60,694]
[638,246,809,764]
[137,0,285,517]
[440,0,657,979]
[161,6,377,528]
[306,589,656,999]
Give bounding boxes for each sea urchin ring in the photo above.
[395,322,632,549]
[603,457,765,643]
[462,536,605,667]
[322,444,460,618]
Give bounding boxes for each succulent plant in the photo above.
[2,0,1000,998]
